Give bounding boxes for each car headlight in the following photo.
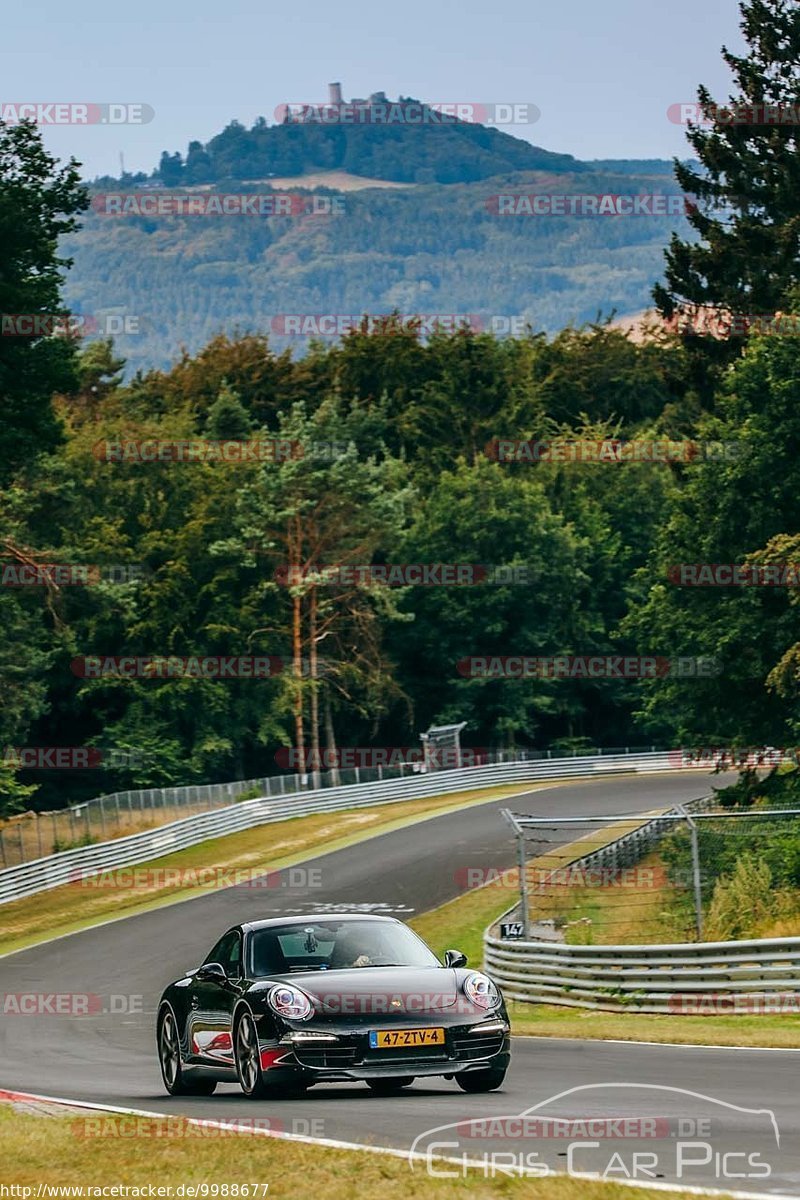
[267,984,313,1020]
[463,972,500,1010]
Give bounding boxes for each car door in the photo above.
[187,928,243,1068]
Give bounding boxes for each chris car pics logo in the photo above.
[409,1083,779,1182]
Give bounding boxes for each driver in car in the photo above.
[332,927,387,968]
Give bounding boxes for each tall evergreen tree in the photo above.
[654,0,800,321]
[0,120,88,483]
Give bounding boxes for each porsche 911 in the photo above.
[156,913,510,1097]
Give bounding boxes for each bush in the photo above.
[704,853,775,940]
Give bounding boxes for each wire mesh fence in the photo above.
[501,801,800,946]
[0,745,661,868]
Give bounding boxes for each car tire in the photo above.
[366,1077,414,1095]
[157,1007,217,1096]
[455,1066,507,1093]
[235,1009,274,1098]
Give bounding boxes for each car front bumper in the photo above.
[261,1018,510,1081]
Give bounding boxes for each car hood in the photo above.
[254,966,461,1014]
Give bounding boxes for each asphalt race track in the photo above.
[2,770,799,1196]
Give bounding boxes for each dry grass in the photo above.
[1,802,228,867]
[0,1106,706,1200]
[0,780,546,957]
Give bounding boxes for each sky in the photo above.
[2,0,744,180]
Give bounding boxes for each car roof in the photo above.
[241,914,403,934]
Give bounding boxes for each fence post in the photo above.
[517,829,530,938]
[99,798,107,839]
[0,828,5,868]
[679,806,704,939]
[36,815,43,859]
[18,822,25,863]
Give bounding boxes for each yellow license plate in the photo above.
[369,1027,445,1048]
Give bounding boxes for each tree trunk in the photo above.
[290,518,305,784]
[309,585,321,789]
[324,687,340,788]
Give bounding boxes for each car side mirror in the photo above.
[196,961,227,983]
[444,949,468,968]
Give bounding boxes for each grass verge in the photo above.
[0,780,549,959]
[0,1105,707,1200]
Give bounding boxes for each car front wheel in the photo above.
[235,1010,271,1098]
[455,1066,507,1093]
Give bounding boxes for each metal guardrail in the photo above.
[484,797,800,1012]
[484,933,800,1013]
[0,749,697,905]
[0,745,661,867]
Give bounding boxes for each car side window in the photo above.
[204,930,241,976]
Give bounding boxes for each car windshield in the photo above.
[249,920,440,976]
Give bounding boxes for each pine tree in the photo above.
[0,120,88,482]
[654,0,800,321]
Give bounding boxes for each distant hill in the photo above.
[98,93,582,189]
[69,105,691,373]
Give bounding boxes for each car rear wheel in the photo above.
[158,1008,217,1096]
[455,1066,506,1093]
[366,1077,414,1095]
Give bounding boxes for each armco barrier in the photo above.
[484,932,800,1013]
[0,750,702,905]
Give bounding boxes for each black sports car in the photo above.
[157,914,510,1097]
